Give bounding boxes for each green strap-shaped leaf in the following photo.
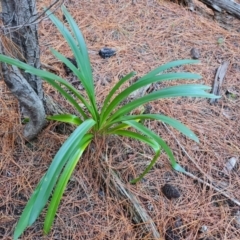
[50,48,95,118]
[14,176,45,240]
[102,60,200,123]
[113,130,159,151]
[108,84,219,122]
[46,7,98,119]
[130,150,161,184]
[138,59,200,81]
[101,72,202,124]
[44,77,87,119]
[0,54,89,119]
[61,6,94,95]
[47,114,82,125]
[44,134,93,234]
[27,119,95,225]
[106,114,199,143]
[100,71,136,123]
[113,130,161,184]
[45,10,88,93]
[123,120,186,173]
[104,123,131,133]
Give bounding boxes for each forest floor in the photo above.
[0,0,240,239]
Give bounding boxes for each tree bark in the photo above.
[0,0,46,140]
[171,0,193,7]
[198,0,240,19]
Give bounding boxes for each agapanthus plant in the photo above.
[0,6,219,239]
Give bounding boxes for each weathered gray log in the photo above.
[198,0,240,19]
[173,0,240,19]
[0,0,46,140]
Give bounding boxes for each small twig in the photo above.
[162,123,240,207]
[29,0,62,24]
[100,152,161,239]
[210,61,229,104]
[184,170,240,206]
[110,170,161,239]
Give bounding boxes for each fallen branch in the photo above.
[110,170,161,239]
[100,152,161,239]
[173,0,240,20]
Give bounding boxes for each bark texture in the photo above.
[0,0,46,140]
[0,59,46,140]
[198,0,240,19]
[170,0,193,7]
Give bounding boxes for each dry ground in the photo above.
[0,0,240,239]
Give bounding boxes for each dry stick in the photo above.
[101,153,161,239]
[110,170,161,239]
[29,0,62,24]
[162,123,240,207]
[210,61,229,104]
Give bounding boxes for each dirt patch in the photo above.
[1,0,240,239]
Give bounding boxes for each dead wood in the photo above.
[0,0,46,140]
[198,0,240,19]
[173,0,240,19]
[210,61,229,104]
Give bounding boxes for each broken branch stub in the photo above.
[210,61,229,104]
